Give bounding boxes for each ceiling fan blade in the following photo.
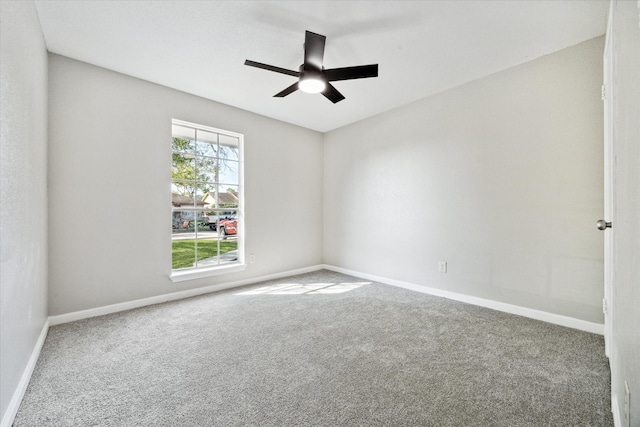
[274,82,299,98]
[323,64,379,82]
[322,83,345,104]
[304,31,326,70]
[244,60,300,77]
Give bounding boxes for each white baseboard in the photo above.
[49,262,604,333]
[612,393,623,427]
[49,265,325,326]
[1,318,49,427]
[322,264,604,335]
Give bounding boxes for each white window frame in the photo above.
[170,119,245,282]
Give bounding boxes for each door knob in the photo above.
[596,219,612,230]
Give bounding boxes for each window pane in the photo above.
[219,133,239,147]
[172,135,195,153]
[172,210,197,269]
[201,191,214,209]
[195,156,216,178]
[172,153,196,191]
[219,134,239,160]
[201,189,238,209]
[214,216,239,266]
[219,159,239,186]
[172,152,195,168]
[196,129,219,144]
[171,190,197,208]
[200,163,219,184]
[196,130,218,158]
[172,209,195,227]
[172,125,196,141]
[172,238,197,270]
[219,186,239,208]
[201,210,218,230]
[193,187,210,205]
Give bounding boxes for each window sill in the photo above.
[170,263,247,283]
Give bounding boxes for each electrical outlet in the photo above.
[249,253,256,264]
[438,261,447,273]
[624,381,630,427]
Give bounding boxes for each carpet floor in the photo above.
[14,270,612,426]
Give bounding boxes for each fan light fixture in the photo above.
[299,77,326,93]
[244,30,378,103]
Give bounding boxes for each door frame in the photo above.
[602,0,615,359]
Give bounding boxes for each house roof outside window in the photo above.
[202,191,238,208]
[172,193,206,207]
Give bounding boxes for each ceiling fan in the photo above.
[244,30,378,103]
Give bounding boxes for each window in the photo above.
[171,119,243,280]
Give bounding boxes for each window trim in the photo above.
[170,263,247,283]
[169,119,245,282]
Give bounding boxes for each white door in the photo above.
[601,1,615,358]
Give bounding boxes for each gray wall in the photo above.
[48,55,324,315]
[610,1,640,423]
[0,1,49,422]
[324,37,605,323]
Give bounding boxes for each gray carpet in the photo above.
[14,270,612,426]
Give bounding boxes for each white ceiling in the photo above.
[34,0,608,133]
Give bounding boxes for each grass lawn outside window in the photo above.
[172,239,237,269]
